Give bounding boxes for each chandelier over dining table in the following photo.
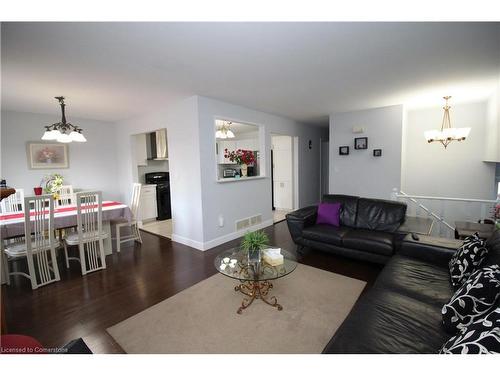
[41,96,87,143]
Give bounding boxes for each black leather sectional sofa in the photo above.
[286,194,407,264]
[286,194,500,353]
[322,230,500,353]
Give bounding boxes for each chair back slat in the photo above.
[23,194,60,288]
[57,185,74,207]
[75,191,106,274]
[130,183,142,219]
[1,188,24,213]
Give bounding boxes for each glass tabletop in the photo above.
[214,246,298,282]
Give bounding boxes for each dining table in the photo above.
[0,200,133,257]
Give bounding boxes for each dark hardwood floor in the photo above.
[1,221,382,353]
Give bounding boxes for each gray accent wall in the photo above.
[329,105,403,199]
[1,110,119,200]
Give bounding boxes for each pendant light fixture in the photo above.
[42,96,87,143]
[424,96,470,149]
[215,120,235,139]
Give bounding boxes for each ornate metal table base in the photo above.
[234,280,283,314]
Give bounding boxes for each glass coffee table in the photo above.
[214,247,298,314]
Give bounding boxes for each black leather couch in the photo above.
[286,195,407,264]
[322,229,500,353]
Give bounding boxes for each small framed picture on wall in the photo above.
[373,149,382,157]
[339,146,349,155]
[354,137,368,150]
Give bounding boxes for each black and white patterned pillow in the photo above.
[442,265,500,333]
[440,306,500,354]
[449,232,488,288]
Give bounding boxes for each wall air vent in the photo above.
[235,214,262,231]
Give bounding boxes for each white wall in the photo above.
[1,110,119,200]
[485,90,499,162]
[113,95,327,250]
[271,135,293,210]
[197,96,327,248]
[329,105,403,199]
[114,96,205,248]
[403,101,495,200]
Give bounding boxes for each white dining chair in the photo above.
[56,185,75,207]
[63,191,107,275]
[112,183,142,252]
[55,184,76,245]
[0,188,24,213]
[2,194,61,289]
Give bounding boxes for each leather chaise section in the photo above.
[373,255,454,307]
[322,288,450,354]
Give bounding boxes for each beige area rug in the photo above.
[107,264,365,353]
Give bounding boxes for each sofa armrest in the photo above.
[398,234,462,267]
[286,205,318,244]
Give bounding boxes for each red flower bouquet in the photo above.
[224,149,256,165]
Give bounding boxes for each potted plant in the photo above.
[224,149,256,177]
[241,230,269,265]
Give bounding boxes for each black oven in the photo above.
[145,172,171,220]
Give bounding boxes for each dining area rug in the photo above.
[107,264,366,353]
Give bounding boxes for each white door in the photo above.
[272,135,293,210]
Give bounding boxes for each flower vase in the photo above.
[240,163,248,177]
[34,187,43,196]
[247,247,261,265]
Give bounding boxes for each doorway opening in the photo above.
[271,134,297,223]
[130,129,173,239]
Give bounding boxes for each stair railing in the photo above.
[392,189,496,238]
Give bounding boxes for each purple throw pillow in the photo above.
[316,202,341,227]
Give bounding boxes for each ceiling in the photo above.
[1,22,499,126]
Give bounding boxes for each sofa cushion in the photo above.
[449,233,488,288]
[442,265,500,334]
[374,255,454,307]
[440,306,500,354]
[355,198,407,232]
[322,289,450,353]
[342,229,395,256]
[302,225,350,246]
[322,194,359,227]
[316,202,341,227]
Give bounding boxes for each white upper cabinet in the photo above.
[134,134,148,166]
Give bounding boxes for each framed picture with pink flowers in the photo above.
[27,142,69,169]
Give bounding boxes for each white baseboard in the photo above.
[171,219,274,251]
[171,234,206,251]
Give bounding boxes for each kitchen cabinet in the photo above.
[134,134,148,166]
[138,185,157,224]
